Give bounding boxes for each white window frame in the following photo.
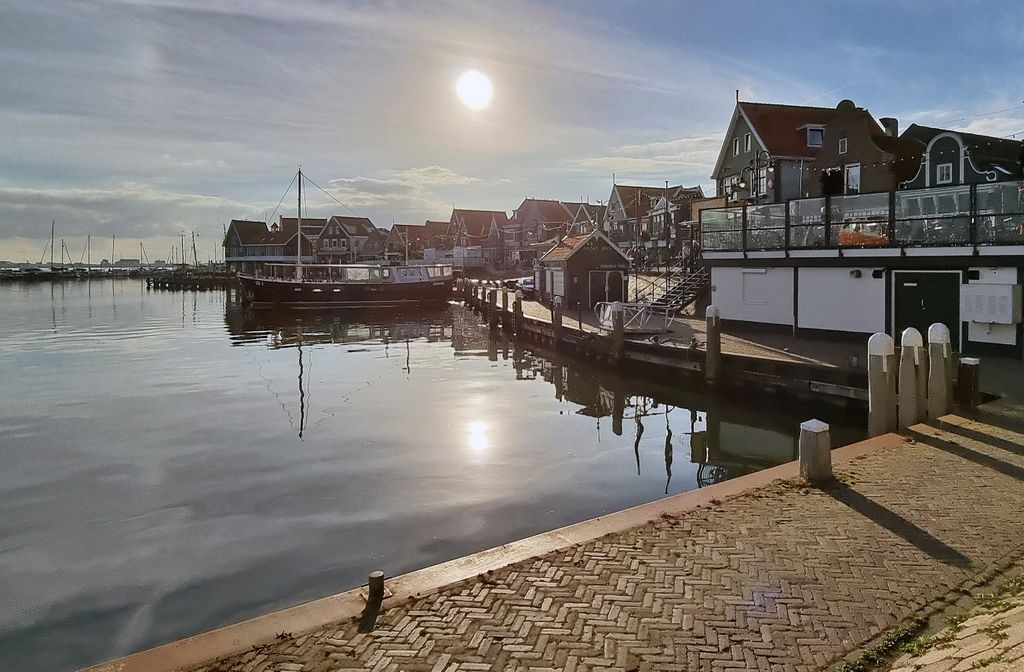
[732,137,740,156]
[937,162,953,185]
[744,133,751,152]
[845,163,861,195]
[839,137,848,155]
[807,127,823,147]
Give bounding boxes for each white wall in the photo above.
[710,267,793,326]
[798,267,885,333]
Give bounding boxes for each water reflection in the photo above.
[224,301,861,489]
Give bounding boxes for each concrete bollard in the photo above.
[897,327,925,430]
[611,301,625,364]
[799,419,832,484]
[867,333,897,437]
[487,289,498,331]
[514,290,524,335]
[957,357,982,409]
[552,296,563,348]
[705,305,721,385]
[927,323,952,419]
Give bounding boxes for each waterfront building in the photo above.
[711,101,835,204]
[567,202,607,235]
[900,125,1024,188]
[383,220,449,261]
[305,215,383,264]
[699,177,1024,356]
[447,208,509,266]
[535,229,630,308]
[223,218,318,274]
[504,199,577,266]
[603,184,701,246]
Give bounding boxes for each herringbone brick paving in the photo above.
[193,428,1024,672]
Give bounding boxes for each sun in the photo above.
[456,70,493,110]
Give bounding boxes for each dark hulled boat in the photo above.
[237,262,455,307]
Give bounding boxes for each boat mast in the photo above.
[87,235,91,268]
[191,232,198,269]
[111,234,116,267]
[50,219,55,267]
[295,167,304,280]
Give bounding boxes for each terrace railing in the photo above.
[700,179,1024,254]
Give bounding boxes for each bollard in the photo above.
[927,323,952,419]
[799,419,832,483]
[957,357,981,409]
[611,301,625,364]
[897,327,925,430]
[552,296,563,348]
[514,290,524,335]
[704,305,721,385]
[487,289,498,331]
[867,333,897,437]
[501,289,509,328]
[358,570,385,633]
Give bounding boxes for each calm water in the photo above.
[0,280,865,672]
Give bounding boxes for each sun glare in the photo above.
[456,70,493,110]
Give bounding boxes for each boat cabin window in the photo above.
[347,267,370,281]
[400,267,423,278]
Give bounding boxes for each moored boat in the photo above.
[237,262,454,307]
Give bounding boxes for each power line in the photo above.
[302,174,362,217]
[935,102,1024,127]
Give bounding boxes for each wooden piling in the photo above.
[514,291,524,336]
[957,357,981,409]
[611,302,625,365]
[500,289,509,328]
[704,305,721,385]
[552,297,563,348]
[488,289,498,331]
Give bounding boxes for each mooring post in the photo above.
[552,296,563,348]
[704,305,721,385]
[358,570,385,633]
[867,333,897,437]
[500,288,509,328]
[514,290,524,336]
[487,289,498,331]
[799,419,832,484]
[897,327,925,430]
[611,301,625,364]
[927,323,952,419]
[957,357,981,409]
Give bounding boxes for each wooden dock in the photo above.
[146,275,236,291]
[458,280,867,404]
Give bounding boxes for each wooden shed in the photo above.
[535,229,629,309]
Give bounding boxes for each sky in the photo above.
[1,0,1023,262]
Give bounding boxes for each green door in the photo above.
[893,271,961,350]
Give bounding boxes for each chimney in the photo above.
[880,117,899,138]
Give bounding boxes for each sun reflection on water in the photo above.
[468,420,489,452]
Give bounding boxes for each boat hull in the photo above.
[237,274,454,307]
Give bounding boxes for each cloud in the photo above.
[566,135,722,185]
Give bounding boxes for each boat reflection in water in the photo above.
[224,300,864,492]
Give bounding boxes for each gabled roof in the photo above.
[450,208,509,237]
[226,219,271,245]
[539,229,629,263]
[423,220,449,236]
[610,185,699,221]
[279,217,328,239]
[323,215,377,237]
[226,219,311,246]
[712,101,836,178]
[903,124,1024,174]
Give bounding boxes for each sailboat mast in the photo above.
[111,234,116,267]
[87,235,91,268]
[191,232,198,269]
[50,219,55,266]
[296,167,303,280]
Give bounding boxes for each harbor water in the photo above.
[0,280,865,672]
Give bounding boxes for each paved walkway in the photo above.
[889,575,1024,672]
[180,416,1024,672]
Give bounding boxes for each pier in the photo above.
[85,409,1024,672]
[459,280,867,404]
[146,274,236,291]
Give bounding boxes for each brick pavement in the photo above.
[181,419,1024,672]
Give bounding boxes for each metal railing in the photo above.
[700,179,1024,253]
[595,302,655,332]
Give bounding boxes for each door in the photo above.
[893,271,960,349]
[606,271,624,303]
[589,271,606,307]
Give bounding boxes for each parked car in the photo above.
[516,276,536,299]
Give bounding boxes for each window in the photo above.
[733,137,740,156]
[757,166,768,198]
[937,162,953,185]
[807,128,823,147]
[845,163,861,195]
[839,137,848,154]
[744,133,751,152]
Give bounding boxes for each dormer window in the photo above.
[839,137,848,154]
[807,127,824,147]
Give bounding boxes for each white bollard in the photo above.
[898,327,925,430]
[927,323,952,419]
[799,419,832,483]
[867,333,897,437]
